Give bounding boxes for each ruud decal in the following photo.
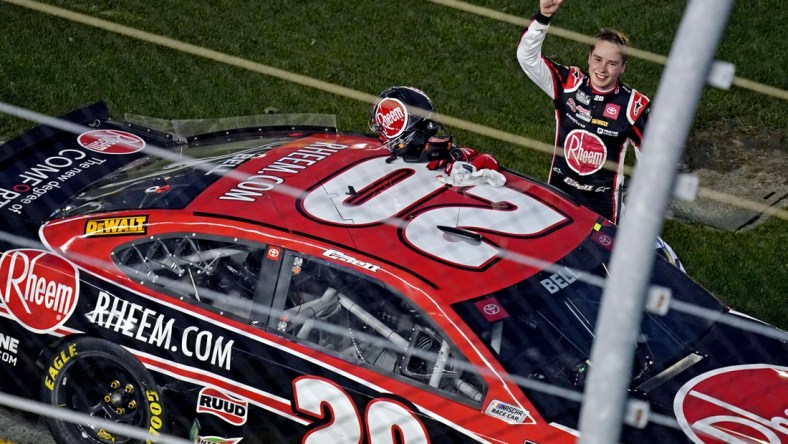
[674,364,788,443]
[0,249,79,333]
[197,387,248,426]
[84,216,148,237]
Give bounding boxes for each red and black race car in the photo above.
[0,103,786,444]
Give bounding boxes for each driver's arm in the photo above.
[516,10,558,99]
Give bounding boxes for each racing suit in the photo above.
[516,12,650,224]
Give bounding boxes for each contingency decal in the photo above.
[484,399,533,424]
[84,215,148,237]
[196,437,243,444]
[265,247,281,261]
[673,364,788,443]
[0,249,80,333]
[322,249,380,272]
[77,129,146,155]
[473,297,509,323]
[197,387,249,426]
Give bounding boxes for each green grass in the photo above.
[1,0,785,329]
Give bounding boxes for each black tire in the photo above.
[40,337,166,444]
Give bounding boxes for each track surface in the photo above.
[0,407,55,444]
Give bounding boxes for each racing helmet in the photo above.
[369,86,440,161]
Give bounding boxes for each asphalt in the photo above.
[0,407,55,444]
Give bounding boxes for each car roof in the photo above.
[183,132,600,303]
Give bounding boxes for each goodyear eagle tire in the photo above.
[40,337,167,444]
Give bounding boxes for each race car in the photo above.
[0,102,785,444]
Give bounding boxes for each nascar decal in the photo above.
[563,129,607,176]
[84,215,148,237]
[197,387,248,426]
[373,97,409,139]
[86,291,234,370]
[673,364,788,443]
[0,249,79,333]
[0,149,107,215]
[219,141,349,202]
[484,399,533,424]
[77,129,146,155]
[0,332,20,367]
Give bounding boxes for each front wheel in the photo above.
[40,337,166,444]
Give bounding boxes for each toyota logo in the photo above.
[483,304,500,315]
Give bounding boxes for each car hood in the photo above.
[637,319,787,442]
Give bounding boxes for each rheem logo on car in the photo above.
[77,129,146,155]
[674,364,788,443]
[0,249,79,333]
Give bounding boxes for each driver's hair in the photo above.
[590,28,631,64]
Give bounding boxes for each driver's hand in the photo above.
[540,0,562,16]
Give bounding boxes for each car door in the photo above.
[264,248,497,443]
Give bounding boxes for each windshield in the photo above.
[452,231,727,395]
[52,138,292,218]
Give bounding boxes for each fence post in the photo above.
[576,0,735,442]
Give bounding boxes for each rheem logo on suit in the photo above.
[564,129,607,175]
[0,249,79,333]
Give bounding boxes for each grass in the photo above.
[0,0,785,329]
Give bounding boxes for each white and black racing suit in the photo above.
[516,11,650,224]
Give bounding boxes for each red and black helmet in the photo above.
[369,86,440,161]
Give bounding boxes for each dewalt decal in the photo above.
[85,216,148,237]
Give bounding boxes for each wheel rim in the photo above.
[54,355,149,444]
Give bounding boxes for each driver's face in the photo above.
[587,41,627,92]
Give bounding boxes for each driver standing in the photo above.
[517,0,648,225]
[517,1,684,271]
